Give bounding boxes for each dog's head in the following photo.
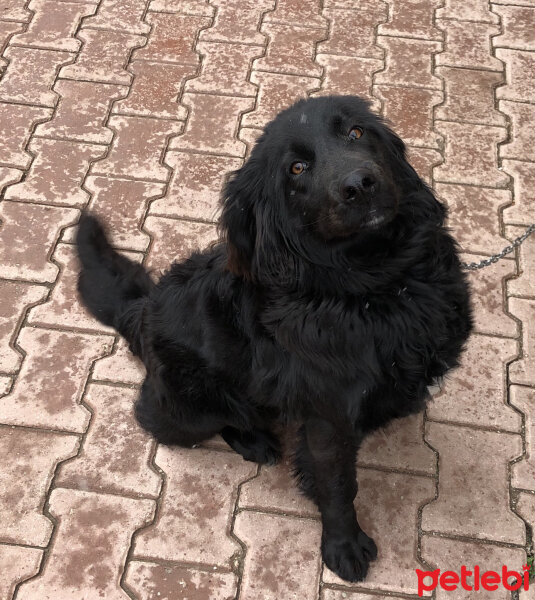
[220,95,432,280]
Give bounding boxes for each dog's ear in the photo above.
[219,159,261,278]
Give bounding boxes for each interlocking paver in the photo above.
[421,422,524,543]
[508,297,535,387]
[0,166,22,192]
[322,591,407,600]
[0,545,42,600]
[91,115,183,181]
[144,215,217,273]
[133,446,256,565]
[511,386,535,491]
[378,0,441,40]
[198,0,270,44]
[0,427,78,546]
[151,151,241,220]
[427,334,520,430]
[55,383,161,497]
[0,280,48,373]
[11,0,95,51]
[406,146,442,185]
[125,561,239,600]
[84,0,151,34]
[0,46,73,106]
[35,80,127,143]
[437,0,499,22]
[434,122,508,187]
[496,48,535,103]
[60,29,145,85]
[0,327,112,432]
[493,5,535,51]
[113,61,190,119]
[0,103,51,168]
[322,469,435,595]
[499,100,535,163]
[91,338,146,385]
[17,488,155,600]
[263,0,324,27]
[421,535,526,600]
[5,138,106,206]
[0,0,33,21]
[435,67,506,126]
[506,224,535,298]
[0,201,78,282]
[234,510,322,600]
[501,160,535,225]
[148,0,214,14]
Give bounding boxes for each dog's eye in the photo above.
[348,127,364,140]
[290,161,307,175]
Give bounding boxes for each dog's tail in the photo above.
[76,212,154,354]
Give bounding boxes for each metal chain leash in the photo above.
[461,223,535,271]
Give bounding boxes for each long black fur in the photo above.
[76,95,472,582]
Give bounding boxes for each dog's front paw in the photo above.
[322,529,377,582]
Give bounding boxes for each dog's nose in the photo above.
[341,169,378,202]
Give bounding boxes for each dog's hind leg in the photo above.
[221,426,281,465]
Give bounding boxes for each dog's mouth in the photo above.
[359,208,396,230]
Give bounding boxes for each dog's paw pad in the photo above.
[322,530,377,582]
[223,428,282,465]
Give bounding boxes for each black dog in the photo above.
[76,95,472,582]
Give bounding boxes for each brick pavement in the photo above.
[0,0,534,598]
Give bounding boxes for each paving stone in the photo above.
[318,8,385,60]
[26,243,114,332]
[436,183,511,254]
[378,0,441,40]
[235,510,322,600]
[501,159,535,225]
[84,0,151,34]
[0,201,78,283]
[358,413,436,475]
[148,0,214,14]
[150,151,241,220]
[0,427,78,546]
[0,103,51,168]
[0,166,23,193]
[0,22,23,63]
[133,13,209,64]
[0,46,72,106]
[242,71,319,130]
[323,469,435,596]
[493,5,535,51]
[0,280,48,373]
[240,457,318,517]
[144,215,217,276]
[427,334,520,430]
[313,55,382,110]
[186,41,262,96]
[133,446,256,565]
[169,93,252,156]
[322,591,407,600]
[0,327,112,432]
[421,535,527,600]
[436,20,501,71]
[239,127,263,157]
[91,338,146,385]
[62,176,163,250]
[407,146,442,185]
[493,0,535,5]
[263,0,325,27]
[0,545,42,600]
[463,255,518,338]
[5,138,106,207]
[437,0,499,22]
[516,492,535,538]
[256,22,327,79]
[509,297,535,386]
[91,115,183,181]
[199,0,270,45]
[496,49,535,103]
[499,100,535,162]
[60,29,145,85]
[375,37,442,89]
[35,80,127,143]
[125,561,238,600]
[55,383,161,497]
[510,386,535,490]
[434,122,508,187]
[0,0,33,21]
[113,61,190,119]
[421,421,524,543]
[435,67,506,126]
[0,376,11,395]
[506,224,535,298]
[17,488,155,600]
[375,86,442,148]
[11,0,95,51]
